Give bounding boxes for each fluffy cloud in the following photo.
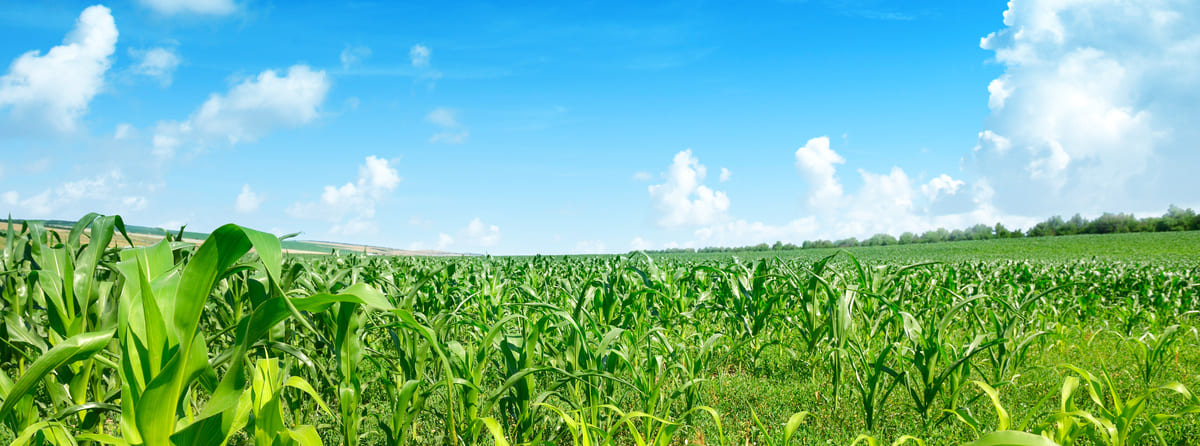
[688,137,1032,248]
[131,47,181,86]
[632,171,653,181]
[972,0,1200,214]
[410,44,431,67]
[719,167,731,182]
[427,107,468,144]
[137,0,237,15]
[234,184,263,213]
[287,156,401,236]
[0,5,117,133]
[794,136,845,209]
[647,150,730,228]
[629,237,652,251]
[153,65,330,158]
[921,174,965,201]
[3,169,147,218]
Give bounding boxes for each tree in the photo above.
[994,223,1010,238]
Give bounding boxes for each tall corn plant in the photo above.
[0,214,130,439]
[113,223,390,445]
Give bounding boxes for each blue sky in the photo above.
[2,0,1198,254]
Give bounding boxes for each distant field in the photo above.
[651,230,1200,264]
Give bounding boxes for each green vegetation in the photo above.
[1,214,1198,445]
[644,205,1200,254]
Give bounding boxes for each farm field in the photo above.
[2,215,1199,445]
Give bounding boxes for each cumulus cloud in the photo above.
[647,150,730,228]
[971,0,1200,214]
[629,237,652,251]
[340,45,371,69]
[152,65,330,158]
[685,136,1033,248]
[234,184,263,213]
[632,171,653,181]
[409,44,431,67]
[426,107,468,144]
[287,156,401,236]
[131,47,181,86]
[0,5,117,133]
[719,167,731,182]
[3,169,147,218]
[137,0,237,16]
[921,174,965,201]
[794,136,845,210]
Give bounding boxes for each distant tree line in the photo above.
[638,205,1200,254]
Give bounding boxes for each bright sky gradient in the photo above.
[2,0,1198,254]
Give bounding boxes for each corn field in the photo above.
[1,214,1198,445]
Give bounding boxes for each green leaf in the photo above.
[0,329,114,422]
[964,431,1060,446]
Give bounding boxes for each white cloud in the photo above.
[683,137,1037,248]
[131,47,181,86]
[972,130,1010,153]
[693,217,819,247]
[0,5,117,133]
[573,240,607,254]
[287,156,401,236]
[410,44,431,67]
[121,196,148,211]
[921,174,965,201]
[437,233,454,249]
[719,167,731,182]
[4,169,146,218]
[794,136,845,210]
[426,107,468,144]
[463,218,501,247]
[432,218,500,250]
[647,150,730,228]
[137,0,237,15]
[234,184,263,213]
[972,0,1200,215]
[340,45,371,69]
[629,237,652,251]
[632,171,652,181]
[152,65,330,157]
